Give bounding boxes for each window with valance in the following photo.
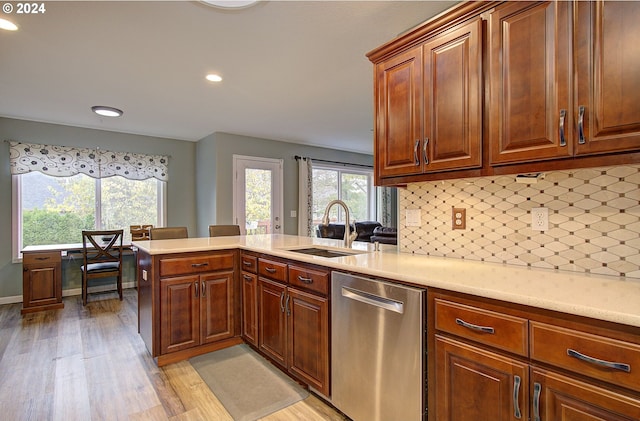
[9,141,169,181]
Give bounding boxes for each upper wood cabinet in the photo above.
[372,15,483,183]
[489,0,640,165]
[369,1,640,184]
[488,1,573,165]
[574,1,640,156]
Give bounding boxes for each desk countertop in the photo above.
[132,234,640,328]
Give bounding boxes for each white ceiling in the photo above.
[0,0,457,154]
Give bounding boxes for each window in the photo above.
[312,164,374,229]
[9,141,168,260]
[13,172,165,258]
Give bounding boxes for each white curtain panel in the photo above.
[8,141,169,181]
[297,157,313,236]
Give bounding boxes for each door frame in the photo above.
[232,155,284,235]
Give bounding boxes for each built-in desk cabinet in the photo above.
[21,250,63,314]
[430,290,640,421]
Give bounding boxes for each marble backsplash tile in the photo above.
[399,164,640,280]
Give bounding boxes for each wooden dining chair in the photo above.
[208,224,241,237]
[81,229,124,306]
[149,226,188,240]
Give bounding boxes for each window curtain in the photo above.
[297,157,313,236]
[8,141,169,181]
[379,186,394,227]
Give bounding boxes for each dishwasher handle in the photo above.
[341,286,404,314]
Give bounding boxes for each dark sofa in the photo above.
[317,221,397,245]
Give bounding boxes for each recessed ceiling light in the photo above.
[0,18,18,31]
[206,74,223,83]
[91,106,124,117]
[201,0,259,9]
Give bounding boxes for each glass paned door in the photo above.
[233,155,283,235]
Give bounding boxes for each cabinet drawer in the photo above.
[159,252,234,277]
[240,254,257,274]
[435,298,528,357]
[530,321,640,393]
[23,251,61,266]
[289,265,329,296]
[258,258,288,283]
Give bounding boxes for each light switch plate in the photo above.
[405,209,421,227]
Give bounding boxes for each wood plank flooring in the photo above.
[0,289,346,421]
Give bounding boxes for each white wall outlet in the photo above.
[290,210,297,218]
[531,207,549,231]
[405,209,421,227]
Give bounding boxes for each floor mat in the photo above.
[190,344,309,421]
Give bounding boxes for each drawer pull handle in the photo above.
[297,275,313,284]
[455,318,495,334]
[423,137,429,165]
[194,281,199,298]
[242,260,252,266]
[35,257,50,261]
[413,139,420,165]
[513,375,522,419]
[243,274,253,281]
[567,348,631,373]
[533,382,541,421]
[265,267,277,273]
[191,263,209,268]
[201,281,206,298]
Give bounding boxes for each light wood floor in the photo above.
[0,289,346,421]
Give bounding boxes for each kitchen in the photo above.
[2,1,640,420]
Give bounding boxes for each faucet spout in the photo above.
[321,199,357,248]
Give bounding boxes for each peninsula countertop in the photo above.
[133,234,640,328]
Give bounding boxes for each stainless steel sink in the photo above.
[286,247,368,258]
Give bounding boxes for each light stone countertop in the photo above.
[133,234,640,328]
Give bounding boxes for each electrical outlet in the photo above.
[531,207,549,231]
[452,207,466,230]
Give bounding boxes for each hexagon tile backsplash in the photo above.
[399,164,640,280]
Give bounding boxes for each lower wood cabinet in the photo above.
[21,250,63,313]
[160,272,235,354]
[257,257,330,397]
[138,249,241,365]
[240,252,258,347]
[431,290,640,421]
[435,334,528,420]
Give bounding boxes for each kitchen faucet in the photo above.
[321,199,357,248]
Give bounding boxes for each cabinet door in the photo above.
[575,1,640,155]
[160,275,200,354]
[241,271,258,347]
[200,272,234,344]
[435,335,529,421]
[258,277,287,367]
[423,18,482,172]
[287,287,329,397]
[23,264,60,308]
[375,45,424,178]
[531,368,640,421]
[488,1,573,165]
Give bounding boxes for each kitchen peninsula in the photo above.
[134,234,640,420]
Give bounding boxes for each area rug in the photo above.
[190,344,309,421]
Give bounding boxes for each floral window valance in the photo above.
[8,141,169,181]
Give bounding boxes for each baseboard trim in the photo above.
[0,282,137,306]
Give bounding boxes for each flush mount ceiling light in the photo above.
[0,18,18,31]
[206,73,223,82]
[91,105,124,118]
[201,0,260,9]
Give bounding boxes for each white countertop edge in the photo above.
[132,235,640,328]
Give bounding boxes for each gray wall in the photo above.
[196,132,374,237]
[0,117,197,299]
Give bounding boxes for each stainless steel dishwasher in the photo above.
[331,271,426,421]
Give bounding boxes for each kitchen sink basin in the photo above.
[286,247,368,258]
